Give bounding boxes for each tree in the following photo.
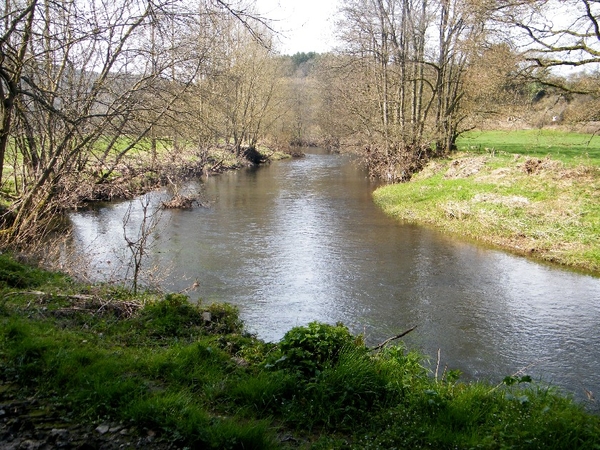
[332,0,490,180]
[500,0,600,72]
[122,195,161,295]
[0,0,274,246]
[491,0,600,113]
[209,20,284,156]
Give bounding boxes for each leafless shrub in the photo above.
[122,195,162,295]
[364,144,434,182]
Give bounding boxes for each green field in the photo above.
[375,129,600,273]
[457,129,600,164]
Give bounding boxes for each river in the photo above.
[70,148,600,404]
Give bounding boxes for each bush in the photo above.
[294,346,388,429]
[138,294,243,340]
[275,321,363,377]
[204,302,243,335]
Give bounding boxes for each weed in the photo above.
[274,321,361,377]
[0,253,66,289]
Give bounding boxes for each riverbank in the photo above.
[373,138,600,274]
[1,254,599,448]
[0,141,294,250]
[71,144,294,204]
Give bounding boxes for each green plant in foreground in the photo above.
[273,321,361,376]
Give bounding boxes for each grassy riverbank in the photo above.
[1,140,291,209]
[374,130,600,274]
[1,254,599,448]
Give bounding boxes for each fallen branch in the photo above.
[161,194,197,209]
[488,360,544,393]
[55,294,95,301]
[369,325,417,351]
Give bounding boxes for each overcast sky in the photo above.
[255,0,339,55]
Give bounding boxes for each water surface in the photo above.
[70,149,600,403]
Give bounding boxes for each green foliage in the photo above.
[288,52,318,75]
[138,294,243,340]
[286,346,389,430]
[139,293,204,338]
[373,344,430,393]
[204,302,244,335]
[226,370,296,415]
[125,392,278,448]
[503,374,533,386]
[275,321,362,376]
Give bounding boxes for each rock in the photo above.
[50,428,68,439]
[95,424,110,434]
[232,357,248,367]
[16,440,40,450]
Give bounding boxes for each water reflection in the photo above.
[69,148,600,403]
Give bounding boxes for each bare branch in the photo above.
[370,326,417,351]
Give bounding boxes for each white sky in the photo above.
[255,0,339,55]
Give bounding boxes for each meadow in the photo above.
[374,129,600,273]
[457,129,600,164]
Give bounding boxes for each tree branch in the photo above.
[369,326,417,351]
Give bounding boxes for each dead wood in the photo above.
[161,194,197,209]
[369,325,417,351]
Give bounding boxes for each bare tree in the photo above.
[499,0,600,72]
[122,195,161,295]
[207,18,285,156]
[332,0,490,180]
[0,0,277,247]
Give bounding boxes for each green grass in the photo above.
[1,255,599,448]
[375,130,600,273]
[457,129,600,165]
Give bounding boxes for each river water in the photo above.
[70,148,600,403]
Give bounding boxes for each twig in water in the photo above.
[369,326,417,351]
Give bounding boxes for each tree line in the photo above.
[1,0,598,247]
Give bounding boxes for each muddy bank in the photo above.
[0,388,174,450]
